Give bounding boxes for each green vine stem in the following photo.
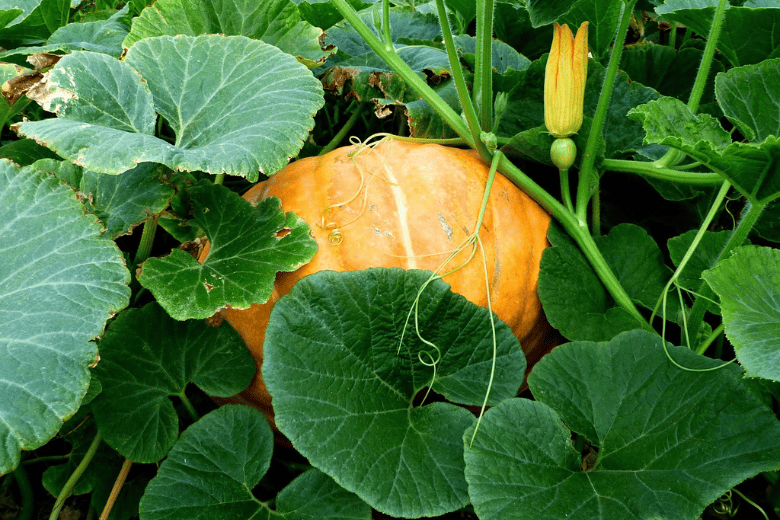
[433,0,489,159]
[319,101,364,155]
[649,180,732,327]
[179,390,200,423]
[559,168,574,213]
[685,199,766,347]
[331,0,650,330]
[381,0,392,47]
[575,0,637,226]
[474,0,494,132]
[497,155,652,330]
[50,432,102,520]
[654,0,727,168]
[601,158,724,185]
[134,213,160,267]
[12,464,33,520]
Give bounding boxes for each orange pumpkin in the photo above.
[206,139,554,424]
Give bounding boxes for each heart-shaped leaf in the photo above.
[703,245,780,382]
[139,405,371,520]
[264,268,526,518]
[0,159,130,475]
[124,0,332,68]
[137,181,318,321]
[464,330,780,520]
[90,302,255,463]
[18,34,324,180]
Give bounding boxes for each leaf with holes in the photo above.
[137,181,318,321]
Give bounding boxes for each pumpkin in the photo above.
[205,139,554,424]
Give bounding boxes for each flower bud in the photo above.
[544,21,589,138]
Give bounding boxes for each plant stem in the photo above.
[601,158,723,185]
[591,185,601,237]
[685,199,766,345]
[330,0,475,149]
[12,464,33,520]
[559,168,574,213]
[319,101,364,155]
[653,0,727,168]
[650,180,731,326]
[50,433,102,520]
[498,155,652,330]
[433,0,490,159]
[668,21,677,48]
[381,0,392,47]
[575,0,636,226]
[696,322,724,356]
[134,214,159,267]
[98,459,133,520]
[179,391,200,423]
[687,0,728,115]
[474,0,494,132]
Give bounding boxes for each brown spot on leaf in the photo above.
[203,281,215,292]
[275,227,292,239]
[205,313,224,327]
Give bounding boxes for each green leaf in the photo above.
[18,35,324,180]
[715,58,780,143]
[124,0,332,68]
[0,160,130,475]
[0,139,59,166]
[629,96,780,204]
[454,35,531,75]
[404,78,460,139]
[0,0,70,44]
[139,405,372,519]
[297,0,372,31]
[620,42,723,105]
[538,223,650,342]
[138,181,317,321]
[264,268,526,518]
[595,223,678,314]
[492,3,550,61]
[560,0,622,61]
[657,0,780,67]
[464,330,780,520]
[703,246,780,382]
[525,0,579,27]
[0,3,131,59]
[753,199,780,242]
[90,302,255,462]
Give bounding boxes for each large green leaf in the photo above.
[0,3,131,59]
[703,246,780,382]
[559,0,622,61]
[629,96,780,204]
[18,34,324,180]
[90,302,255,463]
[464,330,780,520]
[139,405,372,519]
[264,268,526,518]
[715,58,780,143]
[0,159,130,475]
[657,0,780,67]
[0,0,69,44]
[138,181,317,321]
[124,0,332,68]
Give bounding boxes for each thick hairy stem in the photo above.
[474,0,494,132]
[575,0,637,226]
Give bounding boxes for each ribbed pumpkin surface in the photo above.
[208,140,553,421]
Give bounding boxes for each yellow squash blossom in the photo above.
[544,21,589,138]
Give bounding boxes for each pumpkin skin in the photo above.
[208,140,554,423]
